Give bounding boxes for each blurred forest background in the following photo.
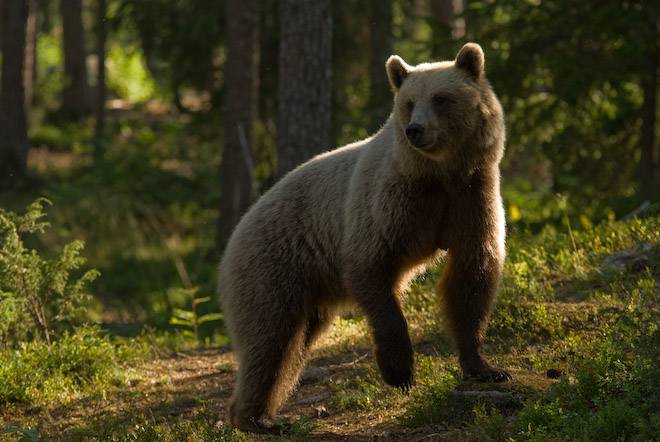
[0,0,659,337]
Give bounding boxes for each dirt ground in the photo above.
[6,343,553,441]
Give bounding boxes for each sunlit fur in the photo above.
[218,43,508,434]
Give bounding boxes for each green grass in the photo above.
[397,216,660,440]
[0,326,144,405]
[65,407,248,442]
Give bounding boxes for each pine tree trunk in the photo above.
[429,0,465,58]
[277,0,333,178]
[0,0,29,183]
[367,0,393,134]
[60,0,92,118]
[94,0,107,164]
[639,17,658,187]
[24,0,37,112]
[218,0,260,248]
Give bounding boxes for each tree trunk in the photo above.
[367,0,393,134]
[60,0,92,118]
[94,0,107,164]
[0,0,29,183]
[429,0,465,58]
[24,0,37,112]
[277,0,333,178]
[639,16,658,187]
[218,0,260,248]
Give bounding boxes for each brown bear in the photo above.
[218,42,510,434]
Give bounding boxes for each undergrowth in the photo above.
[400,216,660,440]
[0,325,144,405]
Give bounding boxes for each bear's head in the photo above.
[386,43,505,172]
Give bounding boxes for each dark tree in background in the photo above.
[24,0,38,112]
[429,0,465,58]
[367,0,393,134]
[60,0,92,118]
[94,0,107,163]
[640,14,658,186]
[277,0,333,178]
[218,0,260,247]
[0,0,29,182]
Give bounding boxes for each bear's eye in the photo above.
[434,95,447,107]
[405,100,414,113]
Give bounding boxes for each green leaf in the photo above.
[197,313,223,324]
[192,296,212,306]
[171,308,194,321]
[169,317,193,327]
[0,427,40,442]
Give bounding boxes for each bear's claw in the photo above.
[468,368,512,383]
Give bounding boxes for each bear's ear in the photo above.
[455,43,484,81]
[386,55,412,92]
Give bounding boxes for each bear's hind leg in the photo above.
[229,315,308,434]
[251,308,335,432]
[230,317,307,434]
[303,308,334,351]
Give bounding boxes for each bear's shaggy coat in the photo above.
[219,43,510,434]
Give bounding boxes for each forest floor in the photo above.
[7,325,560,442]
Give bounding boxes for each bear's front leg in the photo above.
[349,275,415,391]
[439,249,511,382]
[371,297,415,391]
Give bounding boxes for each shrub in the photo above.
[0,199,99,346]
[0,325,140,405]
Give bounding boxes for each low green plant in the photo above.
[467,308,660,441]
[329,364,403,411]
[0,325,141,405]
[401,356,457,427]
[168,287,223,345]
[276,417,318,441]
[0,427,39,442]
[0,199,99,346]
[73,407,247,442]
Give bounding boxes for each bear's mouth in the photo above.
[410,140,436,151]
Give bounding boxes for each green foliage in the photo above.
[72,407,247,442]
[168,287,224,345]
[0,427,39,442]
[639,202,660,219]
[329,365,403,411]
[0,325,142,405]
[402,356,457,427]
[460,216,660,441]
[114,0,224,96]
[7,114,222,322]
[0,199,99,346]
[465,0,660,220]
[35,34,65,102]
[275,417,318,441]
[498,312,660,442]
[106,44,156,102]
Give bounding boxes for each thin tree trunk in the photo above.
[639,16,658,187]
[0,0,29,183]
[277,0,333,178]
[60,0,92,118]
[94,0,107,164]
[218,0,260,248]
[24,0,37,112]
[367,0,393,134]
[429,0,465,58]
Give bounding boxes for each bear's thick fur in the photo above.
[219,43,509,434]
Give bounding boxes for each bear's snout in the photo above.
[405,123,425,147]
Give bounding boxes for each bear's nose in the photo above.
[405,124,424,146]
